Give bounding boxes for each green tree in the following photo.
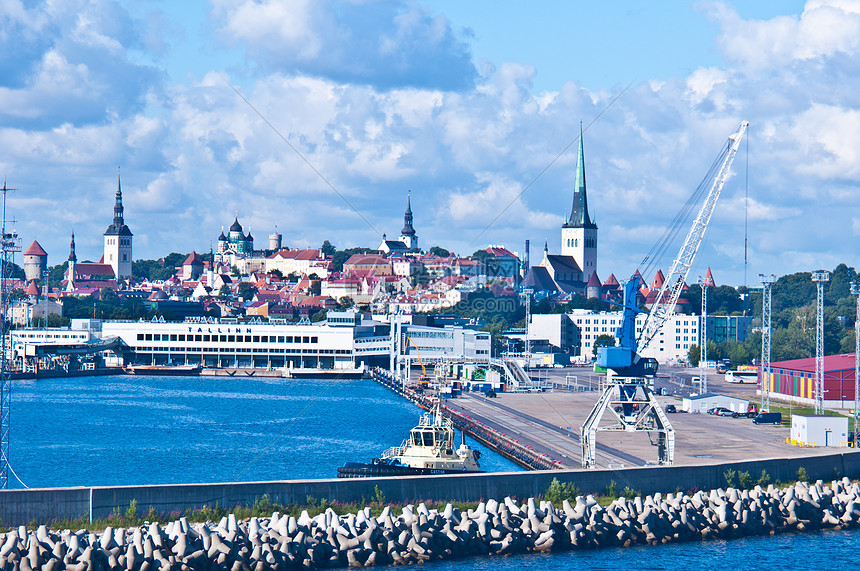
[218,285,231,300]
[592,334,616,356]
[310,309,327,322]
[330,247,373,272]
[688,344,701,367]
[429,246,451,258]
[99,287,118,302]
[337,296,355,310]
[238,282,257,301]
[320,240,336,256]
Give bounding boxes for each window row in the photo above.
[136,333,319,344]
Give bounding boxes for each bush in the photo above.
[757,470,771,487]
[545,478,579,504]
[723,468,737,488]
[603,480,618,499]
[738,470,753,489]
[797,466,809,482]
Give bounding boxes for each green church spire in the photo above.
[564,123,596,229]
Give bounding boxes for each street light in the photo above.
[850,281,860,438]
[811,270,830,415]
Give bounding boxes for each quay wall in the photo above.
[2,451,859,526]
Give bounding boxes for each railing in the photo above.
[369,367,560,471]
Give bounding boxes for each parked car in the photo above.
[714,408,735,417]
[665,404,677,413]
[752,412,782,425]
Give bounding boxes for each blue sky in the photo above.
[0,0,856,287]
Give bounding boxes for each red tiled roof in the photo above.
[586,272,601,287]
[184,251,204,265]
[24,240,47,256]
[703,267,716,287]
[73,263,116,277]
[484,246,517,257]
[26,281,39,296]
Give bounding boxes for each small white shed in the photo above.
[682,393,750,413]
[791,415,849,447]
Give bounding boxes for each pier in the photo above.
[371,366,846,471]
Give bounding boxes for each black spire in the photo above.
[68,232,77,262]
[401,191,415,237]
[113,173,124,226]
[104,170,133,237]
[563,123,597,229]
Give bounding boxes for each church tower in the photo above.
[399,192,418,250]
[560,124,598,282]
[66,232,77,292]
[103,171,133,280]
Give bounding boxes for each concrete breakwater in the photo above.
[370,368,559,470]
[4,478,860,570]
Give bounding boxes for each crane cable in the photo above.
[636,140,732,281]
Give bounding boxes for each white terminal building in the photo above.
[529,310,700,364]
[101,311,491,370]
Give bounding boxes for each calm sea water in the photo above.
[8,374,519,488]
[8,375,859,567]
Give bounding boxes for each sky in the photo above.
[1,0,857,288]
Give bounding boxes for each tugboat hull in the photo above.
[337,461,483,478]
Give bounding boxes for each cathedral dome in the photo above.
[229,217,243,233]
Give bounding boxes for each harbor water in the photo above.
[8,374,520,488]
[8,374,860,568]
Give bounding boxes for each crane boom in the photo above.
[636,121,748,354]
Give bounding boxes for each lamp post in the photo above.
[811,270,830,415]
[700,276,708,394]
[759,274,776,412]
[850,281,860,437]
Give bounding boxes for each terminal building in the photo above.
[527,310,699,364]
[101,311,491,370]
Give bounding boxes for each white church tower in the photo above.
[103,171,133,280]
[560,124,598,283]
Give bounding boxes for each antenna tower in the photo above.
[0,181,20,489]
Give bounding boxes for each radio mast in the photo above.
[0,181,20,489]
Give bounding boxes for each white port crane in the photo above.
[637,121,749,355]
[581,120,749,468]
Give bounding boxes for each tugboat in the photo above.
[337,401,482,478]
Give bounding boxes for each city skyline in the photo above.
[1,0,855,286]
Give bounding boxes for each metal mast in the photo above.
[638,121,748,354]
[0,181,19,489]
[850,281,860,429]
[759,274,777,412]
[811,270,830,415]
[700,278,708,394]
[521,288,533,362]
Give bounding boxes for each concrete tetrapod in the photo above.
[2,479,860,569]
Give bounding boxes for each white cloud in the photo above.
[711,0,860,72]
[3,1,860,286]
[211,0,476,90]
